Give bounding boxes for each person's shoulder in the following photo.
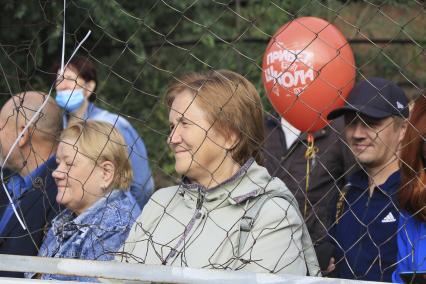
[115,115,135,133]
[87,192,138,229]
[113,191,141,217]
[251,182,302,225]
[150,185,181,204]
[91,105,136,133]
[399,211,425,229]
[252,195,302,230]
[132,185,182,229]
[263,174,294,197]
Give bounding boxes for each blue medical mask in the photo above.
[55,89,85,112]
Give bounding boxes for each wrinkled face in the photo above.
[55,67,89,97]
[344,113,405,170]
[168,90,232,183]
[53,138,105,214]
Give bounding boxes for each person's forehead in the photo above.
[58,66,79,78]
[169,91,204,119]
[58,138,79,155]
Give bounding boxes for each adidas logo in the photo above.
[381,212,396,223]
[396,101,404,109]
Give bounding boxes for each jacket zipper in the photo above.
[163,188,205,264]
[351,190,372,275]
[196,188,205,210]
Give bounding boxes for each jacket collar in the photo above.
[52,190,122,241]
[63,102,98,128]
[6,156,56,198]
[1,156,58,237]
[346,169,401,196]
[178,158,275,210]
[24,156,57,190]
[85,102,99,120]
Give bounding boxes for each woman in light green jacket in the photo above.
[118,70,320,276]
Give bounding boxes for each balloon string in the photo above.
[335,188,347,224]
[304,133,318,218]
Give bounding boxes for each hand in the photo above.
[326,257,336,274]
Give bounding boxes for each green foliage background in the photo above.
[0,0,424,187]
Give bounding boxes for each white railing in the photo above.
[0,254,383,284]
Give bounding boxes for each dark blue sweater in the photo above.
[333,170,401,282]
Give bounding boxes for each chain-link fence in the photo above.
[0,0,425,283]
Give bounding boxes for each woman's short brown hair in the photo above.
[166,69,264,165]
[53,55,97,101]
[399,95,426,221]
[60,120,133,191]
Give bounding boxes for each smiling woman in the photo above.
[25,121,141,282]
[118,70,320,276]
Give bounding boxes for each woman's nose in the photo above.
[52,168,67,180]
[168,128,182,145]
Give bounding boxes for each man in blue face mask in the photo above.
[54,56,154,210]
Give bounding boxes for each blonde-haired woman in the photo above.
[26,121,140,282]
[119,70,320,276]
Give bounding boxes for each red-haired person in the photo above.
[393,95,426,283]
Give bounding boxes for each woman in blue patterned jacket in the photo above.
[25,120,141,282]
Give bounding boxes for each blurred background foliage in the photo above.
[0,0,424,187]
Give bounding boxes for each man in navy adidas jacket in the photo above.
[326,78,409,282]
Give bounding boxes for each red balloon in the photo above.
[262,17,355,132]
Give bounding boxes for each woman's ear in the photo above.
[100,160,115,189]
[225,131,240,151]
[86,80,96,95]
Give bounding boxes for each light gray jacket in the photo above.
[118,159,320,276]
